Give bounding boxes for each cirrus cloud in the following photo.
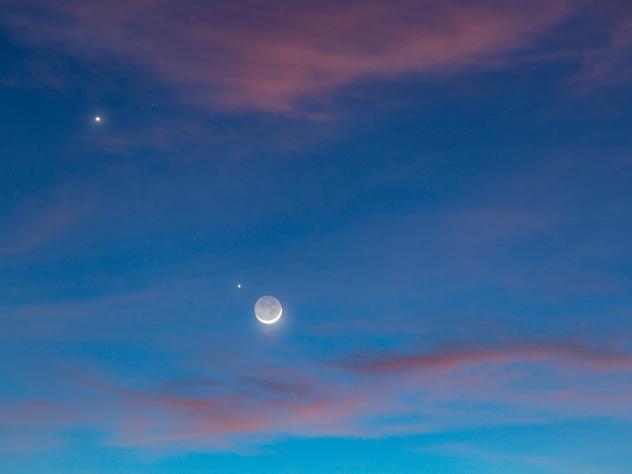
[3,336,632,452]
[2,0,572,113]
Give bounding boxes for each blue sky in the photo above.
[1,1,632,472]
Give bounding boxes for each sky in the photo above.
[1,1,632,472]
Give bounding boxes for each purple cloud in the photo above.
[2,0,572,113]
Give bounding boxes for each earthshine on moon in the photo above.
[255,296,283,325]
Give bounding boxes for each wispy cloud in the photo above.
[65,371,365,449]
[2,0,572,113]
[0,196,87,257]
[3,335,631,452]
[569,1,632,90]
[343,340,632,373]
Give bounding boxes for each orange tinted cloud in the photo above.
[4,0,571,112]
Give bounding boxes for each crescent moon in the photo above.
[254,296,283,325]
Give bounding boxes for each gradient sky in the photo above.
[1,1,632,473]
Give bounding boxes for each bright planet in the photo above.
[254,296,283,325]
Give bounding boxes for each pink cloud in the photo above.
[66,371,366,448]
[4,337,629,452]
[3,0,571,113]
[344,340,632,373]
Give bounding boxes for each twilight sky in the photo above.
[1,1,632,473]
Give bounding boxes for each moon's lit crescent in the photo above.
[254,296,283,325]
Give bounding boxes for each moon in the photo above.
[254,296,283,325]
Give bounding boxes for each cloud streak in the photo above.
[0,196,87,258]
[66,371,365,449]
[3,0,571,113]
[344,340,632,373]
[4,336,631,452]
